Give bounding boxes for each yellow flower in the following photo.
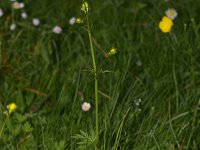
[7,103,17,113]
[159,16,173,33]
[76,18,83,24]
[107,47,117,57]
[81,2,89,13]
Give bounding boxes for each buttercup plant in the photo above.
[75,1,100,148]
[0,103,17,139]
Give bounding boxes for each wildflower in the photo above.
[81,102,91,111]
[107,47,117,56]
[69,17,76,25]
[76,17,83,24]
[12,2,21,9]
[19,2,25,9]
[32,18,40,26]
[21,12,28,19]
[136,60,142,66]
[134,98,142,106]
[10,23,16,30]
[165,8,178,20]
[159,16,173,33]
[0,8,3,17]
[81,2,89,13]
[52,26,62,34]
[7,103,17,113]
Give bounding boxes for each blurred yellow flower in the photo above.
[7,103,17,113]
[159,16,173,33]
[107,47,117,57]
[76,18,83,24]
[81,2,89,13]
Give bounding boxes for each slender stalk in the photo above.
[86,12,99,146]
[0,115,9,139]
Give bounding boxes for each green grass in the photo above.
[1,0,200,149]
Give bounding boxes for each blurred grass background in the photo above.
[1,0,200,149]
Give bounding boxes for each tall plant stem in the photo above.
[86,14,99,146]
[0,115,9,139]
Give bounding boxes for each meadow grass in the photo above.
[1,0,200,149]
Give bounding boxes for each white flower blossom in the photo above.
[52,26,62,34]
[19,3,25,9]
[165,8,178,20]
[10,24,16,30]
[21,12,28,19]
[0,8,3,17]
[69,17,76,25]
[81,102,91,111]
[32,18,40,26]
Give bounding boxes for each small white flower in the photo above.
[136,60,142,66]
[32,18,40,26]
[19,2,25,9]
[134,101,140,106]
[0,8,3,17]
[81,102,91,111]
[165,8,178,20]
[52,26,62,34]
[69,17,76,25]
[134,98,142,106]
[21,12,28,19]
[10,23,16,30]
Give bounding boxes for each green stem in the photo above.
[86,13,99,146]
[0,115,9,139]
